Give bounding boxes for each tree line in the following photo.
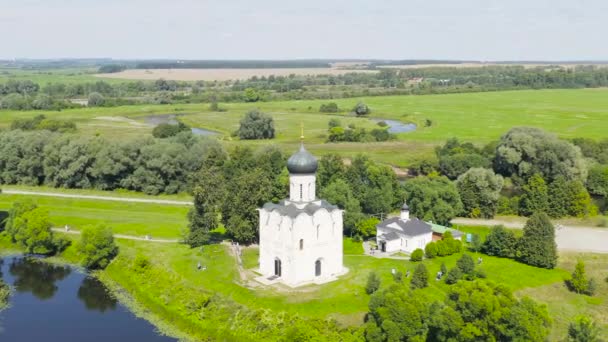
[3,65,608,111]
[0,130,215,195]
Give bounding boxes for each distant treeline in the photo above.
[3,65,608,111]
[135,60,332,69]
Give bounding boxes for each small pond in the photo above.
[0,256,175,341]
[373,119,417,134]
[144,114,220,137]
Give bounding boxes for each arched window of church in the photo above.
[299,239,304,250]
[299,184,303,200]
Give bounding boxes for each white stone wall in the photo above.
[289,174,316,202]
[258,207,344,286]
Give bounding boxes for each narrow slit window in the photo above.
[299,239,304,250]
[299,184,303,200]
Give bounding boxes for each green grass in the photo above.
[2,88,608,166]
[0,193,188,239]
[1,184,192,201]
[0,67,131,84]
[241,247,259,270]
[343,238,364,255]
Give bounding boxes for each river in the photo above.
[0,256,174,341]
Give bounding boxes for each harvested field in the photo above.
[95,68,377,81]
[378,63,608,69]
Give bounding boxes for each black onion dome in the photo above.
[287,144,318,174]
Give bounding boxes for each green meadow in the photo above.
[0,193,189,239]
[2,88,608,165]
[0,88,608,166]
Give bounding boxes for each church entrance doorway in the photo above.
[380,241,386,252]
[315,259,322,277]
[274,258,282,277]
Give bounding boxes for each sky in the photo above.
[1,0,607,61]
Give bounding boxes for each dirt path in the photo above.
[452,218,608,254]
[52,228,179,243]
[3,190,193,206]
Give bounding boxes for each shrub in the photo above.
[440,262,447,275]
[475,268,487,279]
[567,316,601,342]
[410,264,428,289]
[482,225,518,258]
[353,102,370,116]
[425,242,438,258]
[319,102,339,113]
[133,254,151,273]
[445,267,462,285]
[410,248,424,262]
[456,254,475,275]
[393,271,403,283]
[88,92,105,107]
[77,225,118,269]
[366,272,381,294]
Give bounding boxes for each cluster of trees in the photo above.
[412,127,602,222]
[327,119,394,143]
[444,254,485,284]
[0,130,214,195]
[319,102,339,113]
[365,280,552,341]
[188,151,404,244]
[482,213,558,269]
[11,114,76,133]
[3,199,69,255]
[236,110,275,139]
[77,225,118,269]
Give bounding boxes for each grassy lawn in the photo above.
[343,237,364,255]
[2,88,608,166]
[241,246,259,270]
[0,184,193,201]
[0,193,188,239]
[108,236,574,329]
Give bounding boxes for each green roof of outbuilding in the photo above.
[428,222,463,237]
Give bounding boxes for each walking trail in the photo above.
[3,189,193,206]
[52,228,179,243]
[452,218,608,254]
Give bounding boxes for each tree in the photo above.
[87,92,105,106]
[319,178,362,234]
[456,168,504,218]
[152,121,190,138]
[243,87,260,102]
[410,248,424,262]
[0,279,9,311]
[481,225,518,258]
[445,267,462,285]
[403,175,463,225]
[11,207,55,254]
[187,168,225,247]
[494,127,587,183]
[366,271,381,294]
[410,263,429,289]
[77,225,118,269]
[353,102,370,116]
[355,217,379,238]
[567,316,602,342]
[519,173,549,216]
[567,260,596,296]
[470,234,482,252]
[237,110,275,140]
[518,212,558,269]
[587,164,608,197]
[456,254,475,276]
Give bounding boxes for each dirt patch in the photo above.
[95,68,377,81]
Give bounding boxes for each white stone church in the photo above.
[257,142,346,287]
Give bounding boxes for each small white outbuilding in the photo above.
[375,203,433,254]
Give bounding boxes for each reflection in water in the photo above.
[77,277,117,312]
[9,258,71,300]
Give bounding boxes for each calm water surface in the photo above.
[0,256,175,342]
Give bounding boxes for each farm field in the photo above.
[0,67,126,84]
[0,193,188,239]
[95,67,378,81]
[2,88,608,166]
